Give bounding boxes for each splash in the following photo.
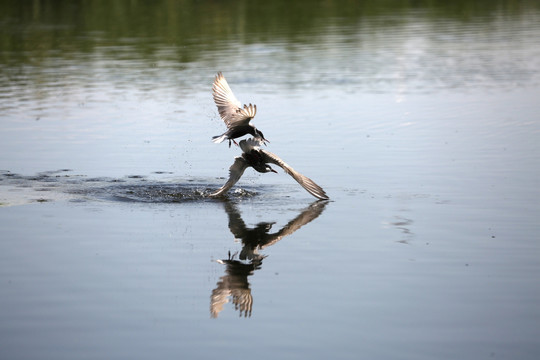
[0,170,258,206]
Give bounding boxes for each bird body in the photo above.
[210,138,328,200]
[212,72,268,147]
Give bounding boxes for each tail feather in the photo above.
[212,134,227,143]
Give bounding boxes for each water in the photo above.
[1,1,540,359]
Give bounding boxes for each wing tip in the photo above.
[209,190,226,198]
[315,192,330,201]
[236,103,256,118]
[306,183,329,200]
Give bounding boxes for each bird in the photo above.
[212,72,269,147]
[210,138,329,200]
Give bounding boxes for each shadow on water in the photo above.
[0,169,258,205]
[210,200,328,318]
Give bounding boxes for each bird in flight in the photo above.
[212,72,269,147]
[210,138,328,200]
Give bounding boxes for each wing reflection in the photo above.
[210,200,328,318]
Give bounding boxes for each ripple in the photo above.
[82,183,215,203]
[0,171,258,206]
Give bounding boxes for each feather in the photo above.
[212,73,256,127]
[210,157,249,197]
[260,150,329,200]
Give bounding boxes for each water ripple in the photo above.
[0,170,257,206]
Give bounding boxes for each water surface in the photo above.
[1,1,540,359]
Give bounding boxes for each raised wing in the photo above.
[239,137,263,153]
[261,150,329,200]
[212,72,256,127]
[210,157,249,197]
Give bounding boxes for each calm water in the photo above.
[1,1,540,359]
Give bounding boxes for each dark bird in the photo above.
[212,72,268,147]
[210,138,329,200]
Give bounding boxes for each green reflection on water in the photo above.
[1,0,538,66]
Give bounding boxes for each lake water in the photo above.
[1,1,540,359]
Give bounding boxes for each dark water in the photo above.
[1,1,540,359]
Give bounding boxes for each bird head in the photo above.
[254,129,269,145]
[265,165,278,173]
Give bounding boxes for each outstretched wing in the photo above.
[260,150,329,200]
[210,157,249,197]
[212,72,257,127]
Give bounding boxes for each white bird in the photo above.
[210,138,328,200]
[212,72,268,147]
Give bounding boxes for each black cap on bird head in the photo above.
[255,129,269,145]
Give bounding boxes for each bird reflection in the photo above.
[210,252,262,318]
[210,200,328,318]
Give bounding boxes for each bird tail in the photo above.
[212,134,227,143]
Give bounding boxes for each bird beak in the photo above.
[271,169,278,173]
